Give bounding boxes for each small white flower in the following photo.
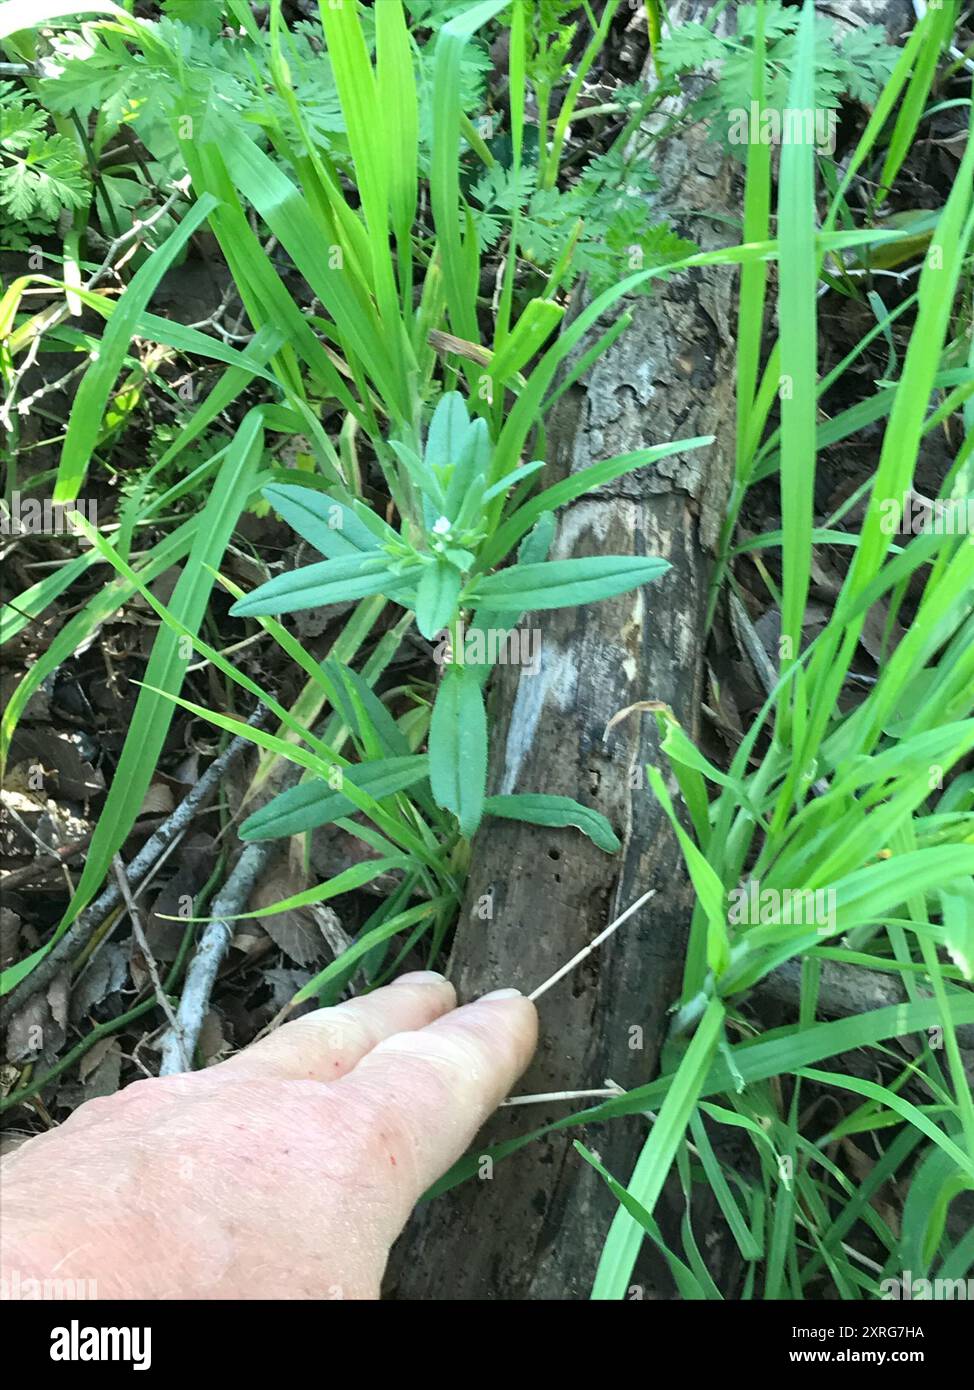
[432,516,451,535]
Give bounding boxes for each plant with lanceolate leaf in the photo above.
[231,392,711,841]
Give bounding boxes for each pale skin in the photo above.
[0,974,538,1299]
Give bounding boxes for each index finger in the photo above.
[327,989,538,1240]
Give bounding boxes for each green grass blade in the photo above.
[50,413,264,942]
[591,998,726,1300]
[52,193,217,501]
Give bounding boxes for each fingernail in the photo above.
[479,987,523,1001]
[394,970,448,986]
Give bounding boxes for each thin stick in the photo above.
[0,833,90,892]
[112,854,179,1034]
[502,1084,625,1107]
[158,841,279,1075]
[527,888,656,1002]
[159,709,344,1073]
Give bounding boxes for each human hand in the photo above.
[0,974,537,1299]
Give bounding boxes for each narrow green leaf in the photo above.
[261,484,388,559]
[425,391,471,469]
[53,194,217,501]
[424,995,974,1200]
[1,525,194,766]
[291,895,453,1006]
[39,412,263,964]
[416,560,462,640]
[318,0,401,343]
[776,1,817,675]
[445,417,490,521]
[429,666,487,836]
[591,999,726,1300]
[482,459,544,505]
[941,882,974,982]
[230,553,420,616]
[576,1142,711,1300]
[323,659,412,761]
[375,0,418,248]
[240,756,430,840]
[489,298,565,385]
[483,794,620,853]
[482,438,712,567]
[431,0,509,340]
[473,556,669,612]
[646,766,730,985]
[799,1068,974,1184]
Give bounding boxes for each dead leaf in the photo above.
[197,1009,230,1067]
[0,907,21,970]
[229,926,268,957]
[141,838,213,963]
[603,700,667,741]
[310,823,405,897]
[858,599,906,665]
[260,966,314,1014]
[70,943,130,1020]
[138,782,175,818]
[79,1037,123,1099]
[251,866,331,967]
[8,728,104,801]
[6,971,69,1063]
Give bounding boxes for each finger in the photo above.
[212,972,457,1084]
[327,990,537,1236]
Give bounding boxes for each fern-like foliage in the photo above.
[660,2,899,153]
[0,83,89,240]
[37,7,489,177]
[470,144,695,296]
